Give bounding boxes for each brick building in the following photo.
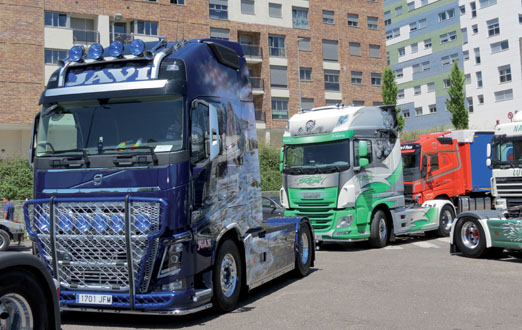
[0,0,387,157]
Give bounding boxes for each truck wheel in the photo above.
[436,204,455,237]
[0,230,10,251]
[212,240,242,313]
[295,223,312,277]
[454,218,487,258]
[0,269,50,330]
[369,210,389,248]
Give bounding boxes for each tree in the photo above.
[381,67,405,132]
[445,60,468,130]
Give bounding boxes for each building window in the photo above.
[300,67,312,81]
[463,51,469,61]
[476,71,483,88]
[44,49,67,64]
[462,28,468,44]
[467,97,474,112]
[171,0,185,4]
[398,47,405,57]
[271,98,289,120]
[471,24,478,34]
[474,47,481,64]
[292,7,309,29]
[268,3,282,18]
[301,98,315,110]
[479,0,497,9]
[324,70,340,91]
[465,74,471,84]
[349,42,361,56]
[487,18,500,36]
[368,16,378,29]
[403,109,410,118]
[241,0,255,15]
[326,99,342,106]
[499,65,512,83]
[442,54,458,66]
[135,20,158,35]
[323,10,334,24]
[387,52,390,66]
[491,40,509,53]
[394,68,403,78]
[395,6,403,16]
[270,65,287,88]
[348,14,359,27]
[410,18,427,31]
[268,35,286,57]
[298,38,311,51]
[440,31,457,44]
[427,82,435,92]
[421,61,430,72]
[438,9,455,22]
[408,2,415,11]
[384,11,391,26]
[44,12,68,27]
[209,0,228,20]
[429,104,437,113]
[414,85,421,95]
[478,95,484,104]
[470,2,477,18]
[460,5,466,15]
[373,102,384,106]
[495,89,513,102]
[411,42,418,53]
[398,89,405,99]
[369,45,380,58]
[424,38,432,49]
[210,27,229,40]
[443,79,451,88]
[413,64,421,74]
[519,14,522,24]
[322,40,339,61]
[371,73,382,86]
[415,107,423,116]
[353,100,365,106]
[351,71,362,85]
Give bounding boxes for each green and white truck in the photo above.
[450,112,522,257]
[280,104,455,248]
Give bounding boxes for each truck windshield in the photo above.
[493,138,522,166]
[36,96,184,157]
[402,152,421,182]
[284,140,350,174]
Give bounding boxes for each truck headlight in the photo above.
[494,198,507,210]
[135,214,151,232]
[336,215,354,229]
[110,214,124,233]
[58,214,73,232]
[158,243,183,278]
[36,214,50,232]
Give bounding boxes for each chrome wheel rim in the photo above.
[441,209,454,231]
[220,254,237,298]
[0,293,34,330]
[300,231,309,264]
[0,234,5,250]
[461,222,480,249]
[379,217,387,241]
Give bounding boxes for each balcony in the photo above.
[250,77,265,95]
[73,29,99,44]
[241,44,263,63]
[110,32,134,44]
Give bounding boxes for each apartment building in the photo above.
[384,0,462,131]
[459,0,522,129]
[0,0,387,157]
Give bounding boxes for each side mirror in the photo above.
[486,158,492,167]
[358,140,368,158]
[426,156,432,174]
[486,143,492,167]
[208,104,220,161]
[279,147,284,172]
[279,163,283,172]
[359,158,369,167]
[28,112,40,169]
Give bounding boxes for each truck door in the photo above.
[353,139,374,225]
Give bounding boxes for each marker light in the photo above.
[37,214,50,232]
[136,214,151,232]
[93,214,108,232]
[76,214,91,232]
[58,214,74,232]
[108,41,124,57]
[110,214,124,233]
[87,43,104,60]
[69,46,84,62]
[129,39,145,56]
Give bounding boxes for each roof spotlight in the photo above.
[129,39,145,56]
[69,46,85,62]
[108,41,124,57]
[87,43,104,60]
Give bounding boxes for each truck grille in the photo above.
[294,202,335,231]
[496,177,522,198]
[25,199,165,293]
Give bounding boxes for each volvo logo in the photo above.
[93,174,103,186]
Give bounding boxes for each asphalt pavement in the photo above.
[54,235,522,330]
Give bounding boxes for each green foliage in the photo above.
[0,159,33,200]
[381,67,405,132]
[445,61,469,130]
[258,143,282,192]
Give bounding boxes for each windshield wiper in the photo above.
[43,148,90,167]
[102,146,158,165]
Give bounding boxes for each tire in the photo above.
[0,269,51,330]
[454,217,488,258]
[369,210,389,248]
[436,204,455,237]
[0,229,10,251]
[294,223,312,277]
[212,240,242,313]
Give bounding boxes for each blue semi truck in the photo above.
[24,38,314,315]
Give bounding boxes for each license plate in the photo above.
[76,294,112,305]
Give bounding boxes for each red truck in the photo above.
[401,130,493,213]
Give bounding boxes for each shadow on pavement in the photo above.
[61,269,318,328]
[317,234,445,252]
